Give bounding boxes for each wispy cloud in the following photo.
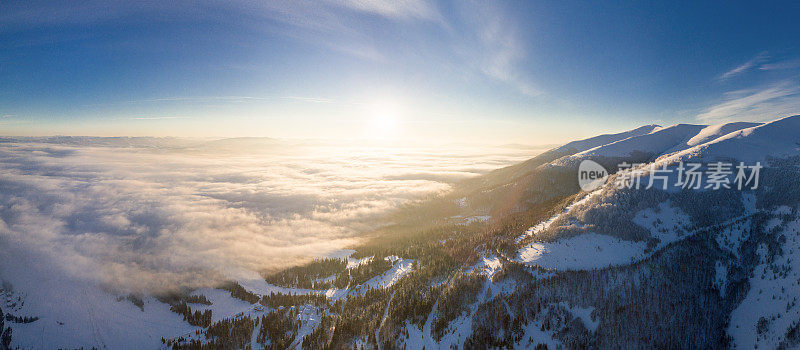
[719,52,768,80]
[324,0,443,22]
[760,57,800,71]
[478,18,539,96]
[253,1,540,96]
[82,95,342,111]
[83,96,274,108]
[697,80,800,123]
[279,96,336,104]
[4,0,544,115]
[251,0,443,63]
[125,116,191,120]
[0,115,26,126]
[128,96,272,104]
[718,52,800,81]
[452,1,541,97]
[91,96,339,106]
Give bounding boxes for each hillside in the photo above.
[2,115,800,349]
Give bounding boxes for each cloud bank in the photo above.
[0,138,530,293]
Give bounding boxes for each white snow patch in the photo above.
[346,255,374,269]
[462,215,491,225]
[774,205,792,215]
[515,320,561,348]
[714,261,729,298]
[765,217,783,232]
[516,190,602,243]
[517,233,647,270]
[350,259,414,294]
[237,256,415,302]
[559,302,599,332]
[191,288,256,324]
[469,254,503,279]
[288,305,323,349]
[632,201,691,247]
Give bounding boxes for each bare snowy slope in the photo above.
[557,121,766,166]
[660,115,800,164]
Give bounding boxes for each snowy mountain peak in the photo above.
[551,116,795,167]
[553,124,660,155]
[661,114,800,164]
[683,121,763,148]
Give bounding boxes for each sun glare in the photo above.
[366,98,401,138]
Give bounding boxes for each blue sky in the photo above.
[2,0,800,144]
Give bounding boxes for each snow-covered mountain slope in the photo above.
[569,123,707,159]
[461,124,660,190]
[441,115,800,348]
[680,121,762,149]
[493,115,800,348]
[660,114,800,164]
[0,248,198,349]
[557,121,766,166]
[549,124,660,155]
[459,119,774,220]
[0,249,417,349]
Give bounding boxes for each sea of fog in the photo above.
[0,137,542,293]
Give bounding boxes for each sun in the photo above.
[366,98,400,138]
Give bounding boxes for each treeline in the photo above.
[466,296,524,348]
[264,256,395,291]
[431,273,485,340]
[257,309,300,348]
[0,306,11,350]
[265,258,347,289]
[156,290,212,306]
[326,287,392,347]
[205,317,255,348]
[4,314,38,324]
[219,281,259,304]
[184,295,212,305]
[1,327,9,350]
[301,314,335,348]
[294,261,473,348]
[170,302,212,328]
[170,316,255,350]
[336,257,392,287]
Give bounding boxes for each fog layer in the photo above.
[0,137,535,292]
